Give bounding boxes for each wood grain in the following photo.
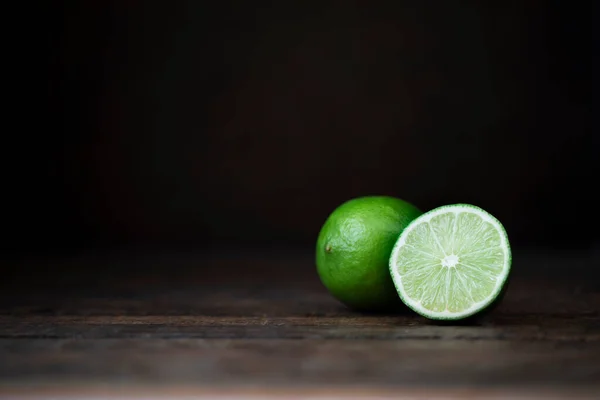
[0,250,599,398]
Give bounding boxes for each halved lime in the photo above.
[389,204,511,320]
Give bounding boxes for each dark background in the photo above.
[5,1,595,258]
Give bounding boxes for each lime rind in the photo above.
[389,204,512,320]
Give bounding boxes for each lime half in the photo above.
[389,204,511,320]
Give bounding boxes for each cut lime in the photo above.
[389,204,511,320]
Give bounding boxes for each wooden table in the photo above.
[1,249,599,399]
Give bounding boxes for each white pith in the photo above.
[389,204,511,320]
[441,254,459,268]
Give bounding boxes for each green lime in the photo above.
[316,196,423,311]
[389,204,512,320]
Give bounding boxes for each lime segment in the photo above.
[389,204,511,320]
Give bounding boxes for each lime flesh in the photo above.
[389,204,511,320]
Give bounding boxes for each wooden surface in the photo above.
[0,250,599,399]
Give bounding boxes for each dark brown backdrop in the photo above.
[5,1,594,256]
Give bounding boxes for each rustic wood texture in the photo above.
[0,250,599,398]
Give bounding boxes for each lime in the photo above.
[316,196,422,311]
[389,204,511,320]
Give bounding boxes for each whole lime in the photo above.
[316,196,422,311]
